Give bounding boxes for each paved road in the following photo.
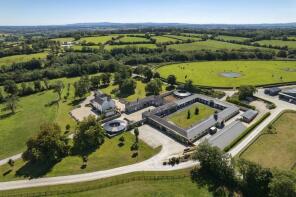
[1,88,295,191]
[0,154,22,166]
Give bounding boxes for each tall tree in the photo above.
[167,75,177,86]
[145,78,163,95]
[22,123,69,163]
[269,170,296,197]
[6,95,19,114]
[53,81,64,100]
[238,85,257,100]
[3,80,18,95]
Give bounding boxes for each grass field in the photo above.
[104,44,157,50]
[152,36,178,43]
[166,35,202,41]
[167,40,270,52]
[168,103,215,128]
[157,61,296,87]
[79,36,117,44]
[216,35,250,42]
[118,36,150,43]
[0,52,48,67]
[240,111,296,170]
[288,36,296,40]
[0,168,213,197]
[72,45,102,51]
[254,39,296,49]
[100,80,164,102]
[0,75,92,159]
[50,37,74,43]
[0,132,160,181]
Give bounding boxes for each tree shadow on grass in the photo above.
[45,99,59,107]
[69,98,85,106]
[0,112,15,120]
[15,160,60,179]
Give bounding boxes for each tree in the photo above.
[8,159,15,167]
[43,78,49,89]
[73,115,105,155]
[3,80,18,95]
[153,72,160,78]
[90,75,101,89]
[145,78,163,95]
[187,110,191,119]
[0,89,4,103]
[74,76,90,99]
[191,142,237,190]
[277,50,287,58]
[167,75,177,86]
[238,85,257,100]
[53,81,64,100]
[184,79,194,92]
[6,95,19,114]
[134,127,139,143]
[269,170,296,197]
[143,67,153,82]
[101,73,111,84]
[195,107,199,115]
[22,123,69,163]
[33,80,42,92]
[237,159,273,197]
[119,78,136,95]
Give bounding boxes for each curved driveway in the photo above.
[1,88,296,191]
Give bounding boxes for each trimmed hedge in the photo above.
[223,112,271,152]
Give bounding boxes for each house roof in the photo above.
[91,97,106,105]
[241,109,258,120]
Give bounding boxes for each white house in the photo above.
[91,91,116,116]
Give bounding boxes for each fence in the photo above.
[0,174,189,197]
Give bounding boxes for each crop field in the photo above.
[104,44,157,50]
[168,103,215,128]
[0,52,48,67]
[216,35,250,42]
[0,132,159,181]
[50,37,74,42]
[79,36,117,44]
[118,36,150,43]
[167,40,270,52]
[166,35,202,41]
[254,39,296,49]
[151,36,178,43]
[240,111,296,170]
[157,61,296,87]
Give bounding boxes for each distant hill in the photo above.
[0,22,296,33]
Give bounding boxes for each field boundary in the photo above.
[0,174,189,197]
[238,110,296,157]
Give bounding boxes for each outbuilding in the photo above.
[241,109,258,123]
[264,87,281,96]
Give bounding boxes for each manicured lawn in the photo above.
[216,35,250,42]
[168,103,215,128]
[79,36,117,44]
[0,52,48,67]
[254,39,296,49]
[152,36,178,43]
[0,132,160,181]
[157,61,296,87]
[240,111,296,170]
[167,40,273,52]
[118,36,150,43]
[104,44,157,50]
[50,37,74,42]
[0,168,213,197]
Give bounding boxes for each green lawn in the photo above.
[118,36,150,43]
[216,35,250,42]
[0,132,160,181]
[72,45,102,51]
[167,40,273,52]
[104,44,157,50]
[254,39,296,49]
[50,37,74,42]
[288,36,296,40]
[168,103,215,128]
[157,61,296,87]
[0,168,212,197]
[0,52,48,67]
[240,111,296,170]
[79,36,117,44]
[151,36,178,43]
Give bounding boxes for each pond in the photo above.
[220,72,241,78]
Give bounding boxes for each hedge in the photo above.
[226,97,256,110]
[223,112,271,152]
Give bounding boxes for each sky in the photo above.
[0,0,295,26]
